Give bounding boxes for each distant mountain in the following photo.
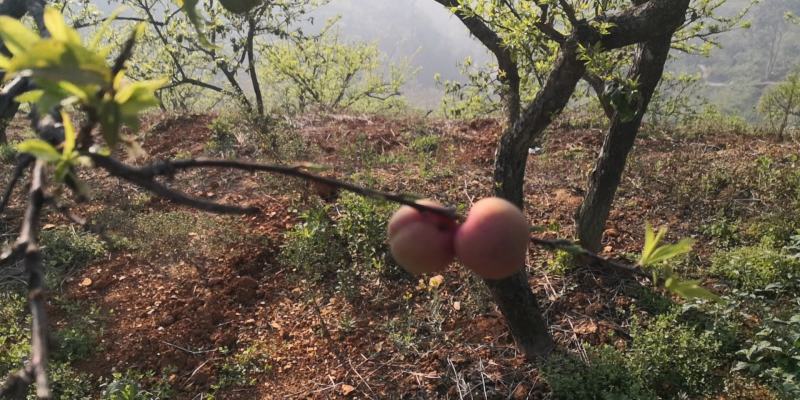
[669,0,800,119]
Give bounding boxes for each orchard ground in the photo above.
[1,110,798,398]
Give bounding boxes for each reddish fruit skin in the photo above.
[455,197,529,279]
[388,200,457,275]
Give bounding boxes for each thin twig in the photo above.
[530,236,650,279]
[86,155,458,220]
[89,155,258,214]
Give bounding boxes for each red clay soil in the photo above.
[4,111,794,398]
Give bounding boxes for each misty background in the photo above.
[308,0,800,119]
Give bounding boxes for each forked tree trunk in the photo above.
[431,0,689,361]
[485,41,587,360]
[576,34,678,253]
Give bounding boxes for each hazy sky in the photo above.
[308,0,492,106]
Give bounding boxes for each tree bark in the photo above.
[246,17,265,117]
[483,271,553,360]
[576,35,677,252]
[481,40,587,361]
[494,40,586,207]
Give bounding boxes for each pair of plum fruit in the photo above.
[388,197,529,280]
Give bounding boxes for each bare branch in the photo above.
[558,0,580,26]
[89,155,259,214]
[0,155,34,215]
[73,16,164,29]
[0,161,51,399]
[87,155,459,220]
[530,236,650,279]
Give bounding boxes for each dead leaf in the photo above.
[340,384,355,396]
[79,277,92,287]
[573,320,598,335]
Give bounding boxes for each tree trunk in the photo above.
[431,0,690,361]
[482,272,553,360]
[482,41,587,361]
[503,67,521,126]
[494,41,586,207]
[584,73,615,120]
[246,17,265,117]
[0,102,19,145]
[576,35,676,252]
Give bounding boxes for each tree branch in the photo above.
[0,160,50,399]
[88,155,259,214]
[530,236,650,279]
[583,72,615,119]
[0,155,34,215]
[86,155,459,220]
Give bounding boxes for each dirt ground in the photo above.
[3,111,797,398]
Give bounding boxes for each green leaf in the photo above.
[0,16,40,56]
[98,100,122,148]
[43,7,81,44]
[646,238,694,266]
[16,139,61,162]
[114,78,168,105]
[664,278,720,302]
[61,110,76,157]
[54,159,71,181]
[639,224,693,267]
[639,223,666,265]
[7,39,111,86]
[14,90,45,104]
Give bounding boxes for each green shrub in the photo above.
[0,143,16,163]
[680,105,752,137]
[734,310,800,398]
[743,213,800,247]
[280,194,402,297]
[544,346,656,400]
[0,291,29,377]
[701,215,741,248]
[711,244,800,290]
[51,299,103,363]
[212,344,272,392]
[206,114,239,158]
[48,361,95,399]
[336,193,399,278]
[280,204,349,282]
[410,134,440,154]
[628,311,725,399]
[40,227,106,287]
[627,284,674,315]
[102,369,174,399]
[546,250,576,276]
